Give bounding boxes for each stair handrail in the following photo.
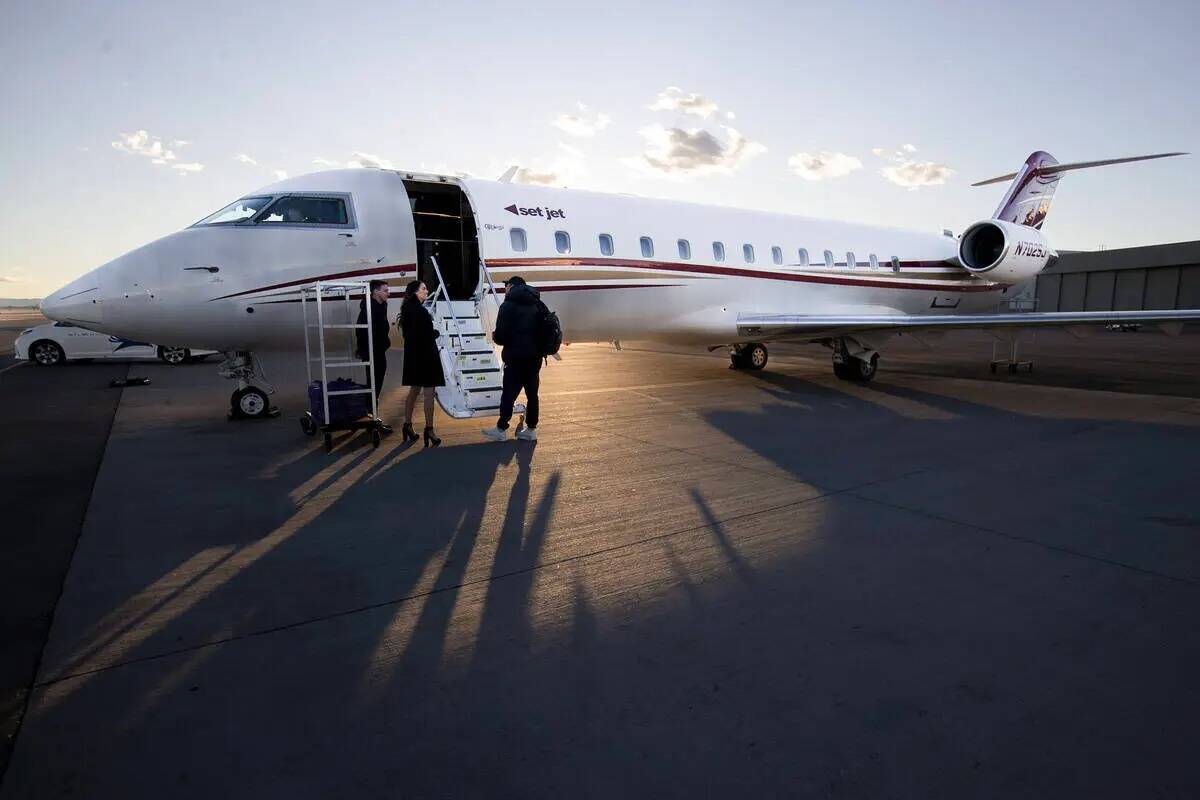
[426,256,470,413]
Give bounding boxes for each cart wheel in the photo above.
[300,414,316,436]
[323,433,332,453]
[989,363,997,374]
[371,429,381,449]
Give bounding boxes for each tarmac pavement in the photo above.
[2,331,1199,798]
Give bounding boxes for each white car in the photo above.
[14,321,216,366]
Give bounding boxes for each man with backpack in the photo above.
[482,275,560,442]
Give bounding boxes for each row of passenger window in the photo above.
[509,228,902,271]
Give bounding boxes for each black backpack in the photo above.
[535,299,563,357]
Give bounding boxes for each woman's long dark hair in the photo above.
[399,280,424,327]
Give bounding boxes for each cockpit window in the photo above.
[256,196,349,226]
[193,196,272,226]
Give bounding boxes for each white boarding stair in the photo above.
[425,258,523,420]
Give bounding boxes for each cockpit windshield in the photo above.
[193,196,273,226]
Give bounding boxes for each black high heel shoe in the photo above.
[401,422,419,443]
[423,427,441,447]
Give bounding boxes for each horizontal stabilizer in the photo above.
[972,152,1187,187]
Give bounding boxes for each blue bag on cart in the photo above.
[308,379,371,423]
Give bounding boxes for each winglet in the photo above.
[498,166,519,183]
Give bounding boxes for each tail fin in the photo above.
[973,150,1187,230]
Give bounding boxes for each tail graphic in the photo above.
[973,150,1187,230]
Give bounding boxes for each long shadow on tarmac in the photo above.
[5,364,1200,798]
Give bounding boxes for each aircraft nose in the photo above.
[41,270,105,325]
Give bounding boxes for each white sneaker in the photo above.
[481,426,508,442]
[515,427,537,441]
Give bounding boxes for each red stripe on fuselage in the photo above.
[486,257,1004,293]
[210,263,416,301]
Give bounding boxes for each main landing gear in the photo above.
[219,351,280,420]
[830,339,879,382]
[730,342,769,371]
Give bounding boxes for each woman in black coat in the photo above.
[399,280,446,446]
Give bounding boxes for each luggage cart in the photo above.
[299,280,387,452]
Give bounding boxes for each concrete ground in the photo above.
[2,330,1200,798]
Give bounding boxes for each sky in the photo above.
[1,0,1197,298]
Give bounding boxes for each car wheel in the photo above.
[159,346,190,365]
[30,340,65,366]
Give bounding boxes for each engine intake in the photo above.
[958,219,1055,283]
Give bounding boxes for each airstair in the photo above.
[425,257,522,419]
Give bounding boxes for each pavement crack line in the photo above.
[850,492,1199,587]
[32,467,928,689]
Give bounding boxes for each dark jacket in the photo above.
[399,300,446,387]
[356,297,390,357]
[493,283,542,362]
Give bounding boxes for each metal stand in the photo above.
[300,280,387,451]
[989,297,1037,374]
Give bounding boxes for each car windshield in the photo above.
[193,196,273,226]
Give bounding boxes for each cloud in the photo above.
[787,151,863,181]
[0,274,22,283]
[112,129,176,162]
[347,152,394,169]
[881,160,955,188]
[508,143,590,187]
[551,102,612,137]
[625,124,765,177]
[112,130,204,173]
[648,86,719,118]
[312,157,340,167]
[514,167,560,186]
[557,142,585,159]
[234,153,259,166]
[273,169,288,181]
[873,144,955,189]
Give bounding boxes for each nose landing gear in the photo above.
[219,351,280,420]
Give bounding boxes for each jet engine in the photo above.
[958,219,1056,283]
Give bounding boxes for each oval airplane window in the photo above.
[713,242,725,262]
[798,248,809,267]
[599,233,614,256]
[640,237,654,258]
[823,250,834,268]
[743,244,755,264]
[891,256,901,272]
[869,254,879,269]
[555,231,571,254]
[846,251,856,268]
[510,228,527,252]
[677,239,691,260]
[771,246,783,265]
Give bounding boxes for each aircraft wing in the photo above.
[736,309,1200,340]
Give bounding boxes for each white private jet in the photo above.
[40,150,1198,419]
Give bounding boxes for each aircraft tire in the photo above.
[852,355,879,382]
[231,386,270,419]
[745,343,768,371]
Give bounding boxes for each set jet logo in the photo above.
[1013,241,1048,258]
[504,204,566,220]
